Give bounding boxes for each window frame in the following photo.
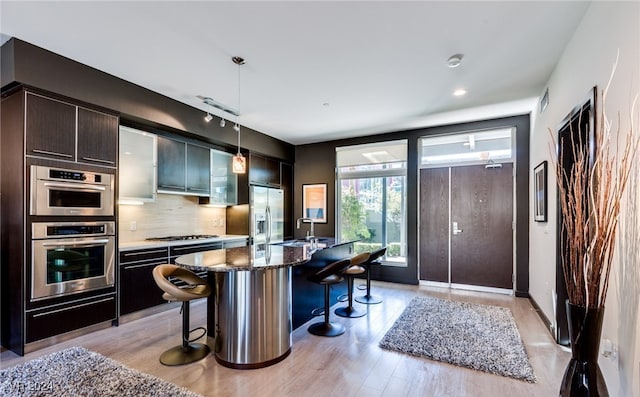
[336,140,408,265]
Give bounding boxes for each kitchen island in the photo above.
[175,240,354,369]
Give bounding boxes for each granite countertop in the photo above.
[174,244,312,272]
[174,238,358,272]
[118,234,249,251]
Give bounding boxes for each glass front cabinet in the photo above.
[119,126,157,202]
[210,149,237,205]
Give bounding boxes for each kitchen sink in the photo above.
[271,237,330,248]
[271,241,309,247]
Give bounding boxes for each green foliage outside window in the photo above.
[340,188,371,241]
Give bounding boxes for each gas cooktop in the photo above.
[145,234,220,241]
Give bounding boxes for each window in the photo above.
[336,140,407,266]
[420,128,514,167]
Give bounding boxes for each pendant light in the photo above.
[231,56,246,174]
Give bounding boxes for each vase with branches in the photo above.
[551,56,640,397]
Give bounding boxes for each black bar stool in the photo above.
[335,252,370,318]
[355,247,386,305]
[307,258,352,337]
[152,264,212,366]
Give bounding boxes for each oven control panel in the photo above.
[49,168,102,183]
[32,221,115,239]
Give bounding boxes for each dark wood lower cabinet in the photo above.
[119,247,169,316]
[291,243,353,329]
[119,242,227,316]
[26,293,116,343]
[169,242,222,281]
[120,262,167,315]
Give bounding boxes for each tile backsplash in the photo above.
[118,194,227,242]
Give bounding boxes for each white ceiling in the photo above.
[0,1,590,145]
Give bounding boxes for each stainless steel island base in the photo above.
[213,267,292,369]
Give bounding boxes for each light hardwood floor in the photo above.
[1,282,569,396]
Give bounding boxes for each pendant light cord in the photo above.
[236,57,242,155]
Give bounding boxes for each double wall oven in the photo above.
[29,165,116,302]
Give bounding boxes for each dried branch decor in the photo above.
[551,56,640,309]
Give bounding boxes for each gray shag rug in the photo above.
[379,296,536,382]
[0,346,203,396]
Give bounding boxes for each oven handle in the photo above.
[43,182,106,191]
[41,239,110,247]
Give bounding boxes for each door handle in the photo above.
[452,221,463,235]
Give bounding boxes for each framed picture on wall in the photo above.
[302,183,327,223]
[534,161,547,222]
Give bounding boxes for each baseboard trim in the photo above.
[418,281,513,296]
[528,295,556,341]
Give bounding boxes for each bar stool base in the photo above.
[159,343,210,366]
[355,294,382,305]
[308,321,346,337]
[335,306,366,318]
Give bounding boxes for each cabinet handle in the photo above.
[123,262,164,270]
[172,244,221,252]
[122,249,167,257]
[42,239,109,247]
[32,297,114,318]
[82,157,115,165]
[44,182,106,192]
[159,185,184,189]
[32,149,73,158]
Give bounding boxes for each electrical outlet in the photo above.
[129,221,137,231]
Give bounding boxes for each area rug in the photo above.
[0,346,203,396]
[379,296,536,382]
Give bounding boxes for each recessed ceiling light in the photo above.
[453,89,467,97]
[447,53,464,68]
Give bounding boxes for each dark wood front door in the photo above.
[420,164,514,289]
[419,168,449,282]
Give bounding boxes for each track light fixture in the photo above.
[199,96,238,127]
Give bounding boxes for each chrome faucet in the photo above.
[296,217,315,240]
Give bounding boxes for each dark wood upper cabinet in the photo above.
[186,143,210,194]
[24,92,118,167]
[157,136,210,195]
[25,92,76,160]
[77,107,118,166]
[249,153,280,187]
[157,136,186,192]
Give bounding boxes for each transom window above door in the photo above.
[420,127,515,167]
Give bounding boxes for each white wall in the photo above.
[529,2,640,395]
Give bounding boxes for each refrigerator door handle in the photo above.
[266,205,272,242]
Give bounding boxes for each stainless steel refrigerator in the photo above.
[250,186,284,244]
